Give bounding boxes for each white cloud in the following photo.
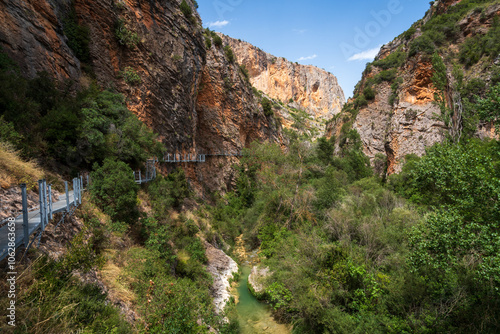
[297,54,317,61]
[348,46,382,61]
[293,29,307,35]
[208,20,229,28]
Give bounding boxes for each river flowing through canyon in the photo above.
[233,237,291,334]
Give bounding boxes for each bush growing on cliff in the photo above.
[224,45,235,63]
[363,86,375,100]
[372,50,406,70]
[114,19,140,49]
[120,66,141,85]
[180,0,192,17]
[63,9,91,63]
[261,97,273,116]
[408,34,436,57]
[213,34,223,47]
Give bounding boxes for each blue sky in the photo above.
[197,0,430,99]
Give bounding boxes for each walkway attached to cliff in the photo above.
[0,177,85,262]
[161,151,242,163]
[1,150,243,261]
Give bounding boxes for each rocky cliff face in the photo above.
[222,35,345,134]
[0,0,285,195]
[328,0,499,174]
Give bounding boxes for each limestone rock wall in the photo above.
[0,0,285,195]
[328,0,499,174]
[222,35,345,133]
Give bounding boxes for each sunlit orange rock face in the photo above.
[0,0,285,195]
[222,35,345,133]
[327,0,499,175]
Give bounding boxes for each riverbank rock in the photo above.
[248,265,270,297]
[205,241,238,314]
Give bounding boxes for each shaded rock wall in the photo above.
[0,0,285,195]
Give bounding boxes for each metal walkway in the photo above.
[162,151,242,163]
[0,177,85,262]
[134,158,158,184]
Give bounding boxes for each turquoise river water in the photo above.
[235,265,290,334]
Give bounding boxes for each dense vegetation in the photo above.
[0,48,161,173]
[1,1,500,333]
[209,132,500,333]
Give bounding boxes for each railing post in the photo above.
[86,174,90,189]
[139,171,141,183]
[48,184,53,220]
[42,179,48,229]
[39,180,45,229]
[79,177,83,204]
[65,181,69,212]
[73,178,77,207]
[38,180,44,229]
[21,184,29,246]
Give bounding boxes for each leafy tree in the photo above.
[89,158,139,224]
[78,90,162,166]
[315,137,334,165]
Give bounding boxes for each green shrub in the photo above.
[213,34,223,47]
[363,86,376,100]
[459,35,483,67]
[462,78,486,102]
[239,64,249,81]
[224,45,235,62]
[478,83,500,131]
[14,256,130,333]
[354,94,368,108]
[261,97,273,116]
[402,26,417,40]
[459,19,500,67]
[147,169,190,213]
[89,158,139,224]
[378,69,397,82]
[114,19,140,48]
[0,115,23,147]
[408,34,436,57]
[205,37,212,49]
[180,0,192,17]
[372,50,406,70]
[121,66,141,85]
[79,90,161,166]
[63,9,91,63]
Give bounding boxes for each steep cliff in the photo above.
[222,35,345,135]
[327,0,500,174]
[0,0,285,195]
